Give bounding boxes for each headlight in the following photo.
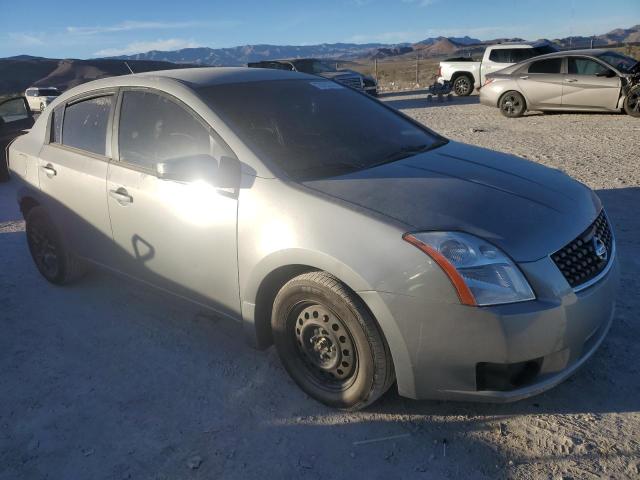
[403,232,535,306]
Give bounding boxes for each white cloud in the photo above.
[67,20,239,35]
[8,33,45,46]
[401,0,438,7]
[94,38,201,57]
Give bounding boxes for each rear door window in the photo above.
[528,58,562,74]
[62,95,113,155]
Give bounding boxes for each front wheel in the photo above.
[624,86,640,117]
[453,75,474,96]
[499,91,526,118]
[271,271,394,410]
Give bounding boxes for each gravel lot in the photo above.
[1,93,639,480]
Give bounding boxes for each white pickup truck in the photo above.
[437,43,557,96]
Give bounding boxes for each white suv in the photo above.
[25,87,61,112]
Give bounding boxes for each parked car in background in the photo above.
[437,43,558,96]
[25,87,61,112]
[248,58,378,95]
[8,67,617,410]
[0,96,34,181]
[479,49,640,117]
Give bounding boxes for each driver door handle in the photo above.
[565,78,578,83]
[109,187,133,205]
[519,75,529,80]
[40,163,57,177]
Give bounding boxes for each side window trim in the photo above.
[48,88,118,160]
[112,86,237,176]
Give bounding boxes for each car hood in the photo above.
[302,141,601,262]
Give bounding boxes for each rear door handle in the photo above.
[519,75,529,80]
[40,163,57,177]
[565,78,578,83]
[109,187,133,205]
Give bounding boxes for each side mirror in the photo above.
[156,154,241,189]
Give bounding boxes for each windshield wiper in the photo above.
[290,161,367,179]
[369,139,448,168]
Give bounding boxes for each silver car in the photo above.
[8,68,618,409]
[480,49,639,117]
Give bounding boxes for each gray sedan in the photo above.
[480,49,639,117]
[8,67,618,409]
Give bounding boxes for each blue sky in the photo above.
[1,0,638,58]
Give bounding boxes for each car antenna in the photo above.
[124,61,135,74]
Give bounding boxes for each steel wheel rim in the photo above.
[28,224,59,278]
[455,78,470,95]
[501,95,521,115]
[291,302,358,391]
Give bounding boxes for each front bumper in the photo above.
[361,253,618,401]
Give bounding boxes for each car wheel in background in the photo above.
[271,271,394,410]
[39,102,45,112]
[453,75,474,96]
[499,91,526,118]
[26,206,87,285]
[623,86,640,118]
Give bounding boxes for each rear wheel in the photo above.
[453,74,474,96]
[271,271,394,410]
[26,207,86,285]
[499,91,526,118]
[624,86,640,117]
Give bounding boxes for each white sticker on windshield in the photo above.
[309,81,345,90]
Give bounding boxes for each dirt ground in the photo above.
[1,93,639,480]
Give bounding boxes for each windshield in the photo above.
[198,79,444,180]
[293,60,338,74]
[37,89,60,96]
[597,52,637,73]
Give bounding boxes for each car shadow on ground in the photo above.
[383,94,479,111]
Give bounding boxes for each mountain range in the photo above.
[109,25,639,65]
[1,25,638,96]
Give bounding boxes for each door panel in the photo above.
[107,89,240,316]
[106,164,240,314]
[37,96,114,262]
[562,57,621,109]
[38,146,112,259]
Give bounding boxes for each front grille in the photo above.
[551,210,613,289]
[336,76,364,90]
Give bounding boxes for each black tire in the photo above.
[39,102,45,112]
[453,74,474,96]
[624,85,640,117]
[499,91,526,118]
[26,206,86,285]
[271,271,394,410]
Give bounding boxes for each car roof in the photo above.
[526,48,611,59]
[489,44,537,50]
[49,66,318,102]
[136,66,317,86]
